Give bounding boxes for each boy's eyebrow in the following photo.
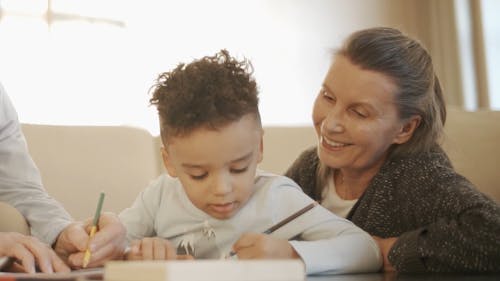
[230,151,253,163]
[181,152,253,169]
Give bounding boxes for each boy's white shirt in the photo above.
[119,170,381,274]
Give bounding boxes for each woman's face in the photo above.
[313,55,409,173]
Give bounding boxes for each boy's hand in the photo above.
[126,237,179,260]
[372,236,397,272]
[54,212,127,268]
[232,233,300,259]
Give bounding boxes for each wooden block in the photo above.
[104,260,305,281]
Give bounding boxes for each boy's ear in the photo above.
[161,147,178,178]
[257,134,264,164]
[393,115,421,144]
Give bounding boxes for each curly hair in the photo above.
[149,49,260,142]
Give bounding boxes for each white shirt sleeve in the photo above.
[0,82,72,245]
[119,176,163,241]
[268,177,382,274]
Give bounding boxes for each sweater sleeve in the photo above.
[0,83,73,245]
[388,176,500,272]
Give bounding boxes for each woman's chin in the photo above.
[317,149,345,169]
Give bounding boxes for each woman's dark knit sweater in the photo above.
[285,146,500,272]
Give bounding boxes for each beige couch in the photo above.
[15,107,500,221]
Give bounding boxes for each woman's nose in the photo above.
[322,110,345,134]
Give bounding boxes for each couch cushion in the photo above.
[443,107,500,202]
[259,126,317,174]
[0,202,30,235]
[21,124,163,220]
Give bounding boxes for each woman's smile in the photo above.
[320,135,352,152]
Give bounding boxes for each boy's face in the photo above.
[161,114,263,220]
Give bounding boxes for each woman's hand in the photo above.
[373,236,397,272]
[0,232,70,273]
[232,233,300,259]
[126,237,183,260]
[54,212,127,268]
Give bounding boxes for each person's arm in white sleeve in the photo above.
[233,176,382,275]
[0,82,73,245]
[279,182,382,275]
[289,205,382,274]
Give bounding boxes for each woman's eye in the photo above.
[320,88,335,101]
[230,167,248,174]
[190,173,208,180]
[322,92,335,102]
[352,109,367,118]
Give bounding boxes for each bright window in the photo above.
[480,0,500,109]
[0,0,332,135]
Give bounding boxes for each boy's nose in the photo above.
[212,174,232,195]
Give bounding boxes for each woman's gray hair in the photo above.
[338,27,446,158]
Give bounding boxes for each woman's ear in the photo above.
[161,146,178,178]
[393,115,421,144]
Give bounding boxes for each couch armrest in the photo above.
[0,202,30,235]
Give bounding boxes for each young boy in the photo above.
[119,50,381,274]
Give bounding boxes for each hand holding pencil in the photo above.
[229,202,318,259]
[82,192,105,268]
[53,193,127,269]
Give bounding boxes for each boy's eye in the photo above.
[230,167,248,174]
[190,173,208,180]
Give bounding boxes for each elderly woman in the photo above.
[285,27,500,272]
